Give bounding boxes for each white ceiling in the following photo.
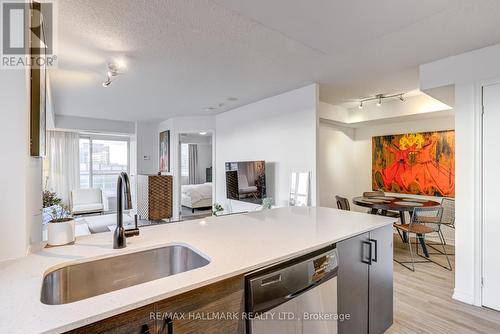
[50,0,500,121]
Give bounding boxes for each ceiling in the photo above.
[50,0,500,121]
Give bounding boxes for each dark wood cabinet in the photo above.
[65,304,156,334]
[337,225,393,334]
[155,276,245,334]
[66,276,245,334]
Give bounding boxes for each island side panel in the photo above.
[337,232,370,334]
[369,224,394,334]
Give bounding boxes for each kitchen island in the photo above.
[0,207,395,334]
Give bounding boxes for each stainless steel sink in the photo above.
[41,245,210,305]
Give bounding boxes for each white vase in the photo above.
[47,219,75,246]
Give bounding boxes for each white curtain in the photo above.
[44,131,80,205]
[188,144,199,184]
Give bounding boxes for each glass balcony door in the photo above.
[79,136,129,212]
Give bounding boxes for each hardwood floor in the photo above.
[388,234,500,334]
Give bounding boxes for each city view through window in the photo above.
[79,138,129,211]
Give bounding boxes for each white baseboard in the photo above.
[452,289,475,305]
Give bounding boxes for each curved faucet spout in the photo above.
[114,172,139,249]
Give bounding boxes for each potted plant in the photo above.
[262,197,273,210]
[42,189,62,208]
[47,205,75,246]
[212,203,224,216]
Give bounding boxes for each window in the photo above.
[181,143,189,177]
[79,136,129,211]
[79,138,91,188]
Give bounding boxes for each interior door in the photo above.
[483,83,500,311]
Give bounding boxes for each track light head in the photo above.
[359,101,363,109]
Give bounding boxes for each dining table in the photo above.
[352,195,442,257]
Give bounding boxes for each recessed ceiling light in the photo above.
[204,107,216,112]
[199,131,207,135]
[227,97,238,101]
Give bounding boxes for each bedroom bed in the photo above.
[181,182,213,213]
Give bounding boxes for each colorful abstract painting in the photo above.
[372,131,455,197]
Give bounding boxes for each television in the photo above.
[225,161,266,204]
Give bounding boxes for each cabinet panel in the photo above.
[66,304,156,334]
[155,276,245,334]
[369,225,394,334]
[337,232,369,334]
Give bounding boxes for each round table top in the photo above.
[352,196,441,212]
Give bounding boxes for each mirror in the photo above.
[289,172,311,206]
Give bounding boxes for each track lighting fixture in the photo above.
[358,93,406,109]
[102,61,125,87]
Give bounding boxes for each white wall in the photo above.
[55,115,135,134]
[136,121,160,175]
[452,83,480,304]
[318,124,355,208]
[215,84,318,212]
[0,70,43,262]
[419,43,500,306]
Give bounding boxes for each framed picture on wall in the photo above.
[159,130,170,172]
[372,130,455,197]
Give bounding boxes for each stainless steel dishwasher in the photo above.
[245,245,338,334]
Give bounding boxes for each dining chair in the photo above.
[394,206,452,272]
[335,196,350,211]
[441,198,455,229]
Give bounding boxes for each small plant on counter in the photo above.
[262,197,273,210]
[49,205,72,223]
[43,190,62,208]
[212,203,224,216]
[47,205,76,246]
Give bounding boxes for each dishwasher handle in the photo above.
[285,270,336,300]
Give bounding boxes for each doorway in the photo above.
[178,132,214,221]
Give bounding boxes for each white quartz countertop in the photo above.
[0,207,395,334]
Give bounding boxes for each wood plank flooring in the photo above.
[388,234,500,334]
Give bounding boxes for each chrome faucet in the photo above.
[113,172,139,249]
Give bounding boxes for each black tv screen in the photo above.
[225,161,266,204]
